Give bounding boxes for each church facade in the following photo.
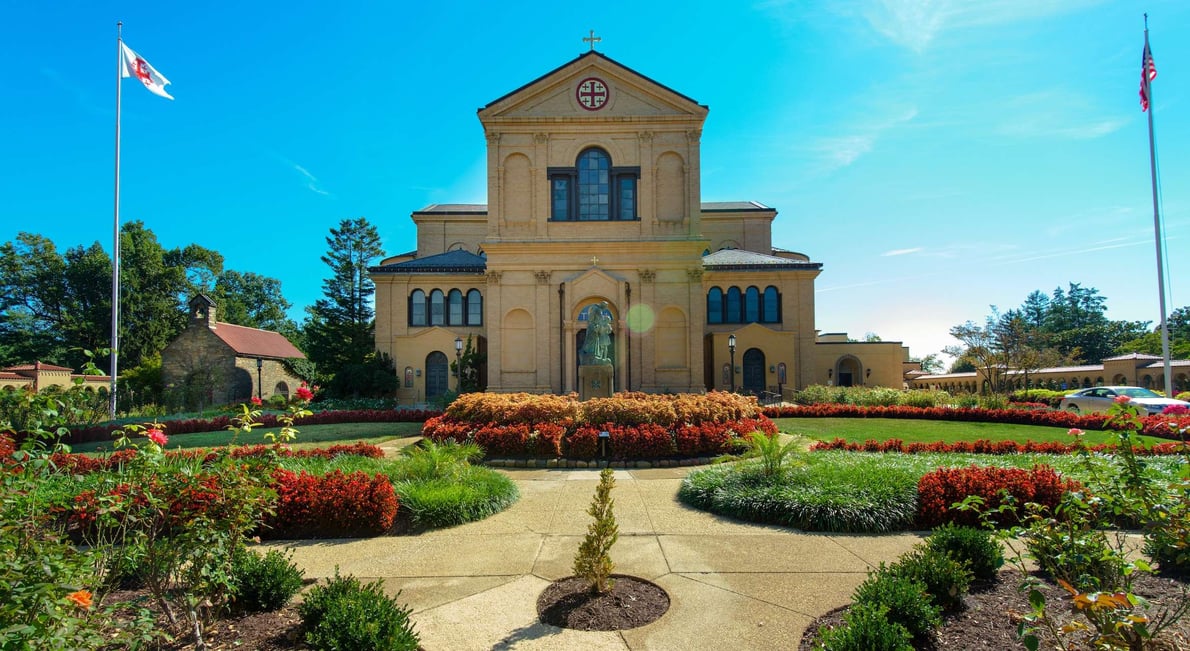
[371,50,911,402]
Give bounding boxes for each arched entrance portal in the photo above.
[742,348,765,395]
[835,355,862,387]
[426,351,449,399]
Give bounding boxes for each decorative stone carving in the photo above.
[686,268,704,281]
[486,271,503,284]
[638,131,653,143]
[686,129,702,143]
[486,131,502,144]
[639,269,656,283]
[535,270,551,284]
[534,132,550,144]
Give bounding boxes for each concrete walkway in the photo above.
[267,466,925,650]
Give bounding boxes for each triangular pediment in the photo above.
[479,51,707,122]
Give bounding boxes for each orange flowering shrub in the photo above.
[424,391,773,459]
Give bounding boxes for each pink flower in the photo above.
[295,384,314,402]
[147,429,168,446]
[1067,428,1084,437]
[1162,404,1188,415]
[251,396,263,406]
[1114,395,1132,404]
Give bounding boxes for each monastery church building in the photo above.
[371,48,911,402]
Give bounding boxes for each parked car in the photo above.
[1058,386,1190,415]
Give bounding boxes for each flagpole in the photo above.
[110,21,123,419]
[1143,14,1173,394]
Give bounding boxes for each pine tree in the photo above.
[303,217,385,393]
[573,467,619,594]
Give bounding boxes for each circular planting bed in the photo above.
[423,391,776,461]
[538,575,670,631]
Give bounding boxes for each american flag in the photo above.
[1140,41,1157,112]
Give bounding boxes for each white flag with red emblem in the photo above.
[120,41,173,100]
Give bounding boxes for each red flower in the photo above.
[67,590,93,609]
[295,383,314,401]
[251,396,263,406]
[1114,395,1132,404]
[147,429,168,446]
[1067,428,1084,437]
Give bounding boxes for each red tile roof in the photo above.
[3,362,74,372]
[209,323,305,359]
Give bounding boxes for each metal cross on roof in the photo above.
[591,255,599,266]
[583,30,601,51]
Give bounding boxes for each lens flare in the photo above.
[626,304,655,333]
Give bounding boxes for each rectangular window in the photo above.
[618,176,636,220]
[551,177,571,221]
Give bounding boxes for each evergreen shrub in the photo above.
[925,523,1004,583]
[298,570,418,651]
[229,547,305,613]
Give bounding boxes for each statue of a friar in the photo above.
[581,302,614,365]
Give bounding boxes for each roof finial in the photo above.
[583,29,601,52]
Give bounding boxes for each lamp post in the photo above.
[255,357,263,400]
[728,334,737,392]
[454,336,464,392]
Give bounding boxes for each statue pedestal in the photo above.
[579,364,614,401]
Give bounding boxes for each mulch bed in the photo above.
[798,569,1190,650]
[537,574,670,631]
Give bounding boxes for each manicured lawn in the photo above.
[774,417,1170,447]
[69,421,424,453]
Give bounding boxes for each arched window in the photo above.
[549,147,639,221]
[429,289,445,326]
[466,289,483,325]
[763,286,780,323]
[404,366,414,388]
[725,287,742,324]
[578,149,610,221]
[410,289,426,326]
[744,287,760,323]
[707,287,723,324]
[448,289,464,325]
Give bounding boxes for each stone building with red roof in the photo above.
[161,295,306,407]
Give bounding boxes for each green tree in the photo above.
[117,221,223,370]
[910,353,944,374]
[211,270,295,332]
[944,314,1008,393]
[303,218,385,395]
[450,336,486,393]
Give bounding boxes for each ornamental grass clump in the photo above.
[574,467,618,594]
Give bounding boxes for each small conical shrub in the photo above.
[573,467,618,594]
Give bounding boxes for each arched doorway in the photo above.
[742,348,765,395]
[835,356,861,387]
[426,351,449,399]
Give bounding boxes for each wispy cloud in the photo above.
[270,155,332,197]
[996,90,1126,140]
[290,163,330,196]
[853,0,1106,54]
[882,247,923,256]
[809,106,918,172]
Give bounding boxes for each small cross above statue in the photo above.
[591,255,599,266]
[583,29,601,51]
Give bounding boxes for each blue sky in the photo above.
[4,1,1187,363]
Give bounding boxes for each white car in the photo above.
[1058,386,1189,415]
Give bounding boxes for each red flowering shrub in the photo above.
[423,392,774,459]
[263,469,397,539]
[809,437,1187,457]
[916,465,1081,529]
[766,404,1190,442]
[565,426,601,459]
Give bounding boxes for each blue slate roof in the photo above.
[369,249,487,274]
